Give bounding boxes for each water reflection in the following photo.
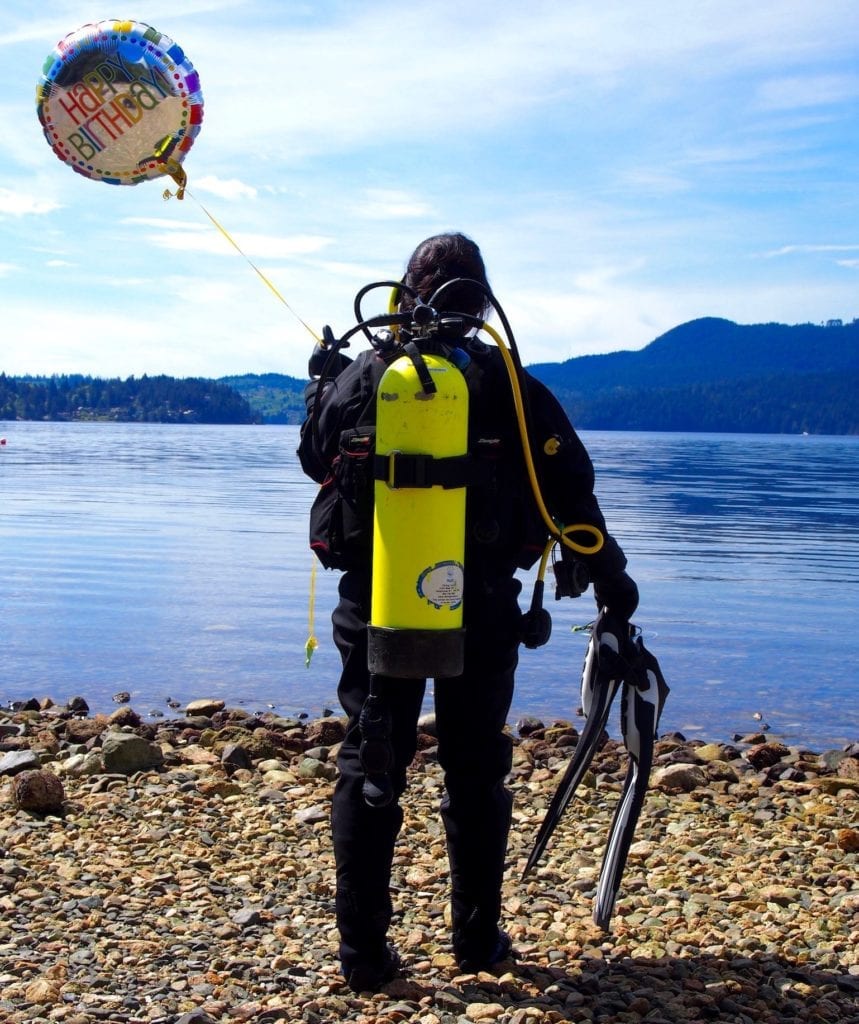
[1,423,857,749]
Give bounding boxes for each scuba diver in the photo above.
[298,232,640,993]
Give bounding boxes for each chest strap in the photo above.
[373,451,477,489]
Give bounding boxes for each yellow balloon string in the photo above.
[161,162,321,344]
[161,161,322,665]
[305,558,319,668]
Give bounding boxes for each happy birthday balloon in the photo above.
[36,20,203,186]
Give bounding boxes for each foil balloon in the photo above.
[36,20,203,186]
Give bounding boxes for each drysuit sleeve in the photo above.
[297,376,344,484]
[523,372,631,588]
[296,355,368,483]
[296,381,330,484]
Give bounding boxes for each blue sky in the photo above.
[1,1,858,379]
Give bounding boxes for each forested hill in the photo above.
[0,374,259,424]
[527,317,859,434]
[2,319,857,433]
[223,318,857,433]
[529,317,859,390]
[219,373,307,424]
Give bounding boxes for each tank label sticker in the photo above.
[416,560,464,610]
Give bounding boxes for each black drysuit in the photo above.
[298,336,630,976]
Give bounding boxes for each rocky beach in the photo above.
[1,697,857,1024]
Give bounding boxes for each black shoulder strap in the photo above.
[354,351,391,429]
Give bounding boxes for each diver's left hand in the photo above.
[594,570,639,623]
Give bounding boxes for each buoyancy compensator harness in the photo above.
[309,279,605,805]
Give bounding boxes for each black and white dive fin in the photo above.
[522,609,626,878]
[593,640,669,929]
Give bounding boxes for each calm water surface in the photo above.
[1,422,857,750]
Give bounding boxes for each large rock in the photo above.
[177,746,219,766]
[817,776,859,795]
[695,742,728,762]
[108,706,142,728]
[24,978,62,1005]
[545,725,578,748]
[294,804,328,825]
[101,732,164,774]
[218,727,300,761]
[304,717,346,747]
[516,716,545,737]
[297,757,337,781]
[652,763,707,792]
[196,777,242,799]
[745,741,790,770]
[0,749,40,776]
[57,751,104,777]
[65,717,107,744]
[10,769,65,813]
[836,828,859,852]
[221,744,253,771]
[185,699,225,718]
[705,759,740,783]
[8,698,40,713]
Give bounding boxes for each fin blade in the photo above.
[523,642,622,877]
[593,690,656,929]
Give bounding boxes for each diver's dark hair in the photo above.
[400,232,491,319]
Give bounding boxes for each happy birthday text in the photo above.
[55,53,176,164]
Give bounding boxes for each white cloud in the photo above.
[160,274,246,306]
[755,73,859,111]
[615,169,692,195]
[315,259,393,283]
[491,268,859,367]
[352,189,434,220]
[121,217,211,231]
[193,175,259,201]
[763,244,859,258]
[186,0,859,165]
[1,1,858,378]
[571,260,647,293]
[144,229,331,259]
[0,187,61,216]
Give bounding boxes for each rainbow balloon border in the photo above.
[36,19,203,186]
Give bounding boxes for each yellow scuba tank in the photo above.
[367,348,469,679]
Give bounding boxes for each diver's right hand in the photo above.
[308,342,328,378]
[308,344,352,379]
[309,326,352,379]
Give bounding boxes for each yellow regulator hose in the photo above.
[481,323,604,558]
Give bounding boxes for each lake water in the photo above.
[1,422,857,751]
